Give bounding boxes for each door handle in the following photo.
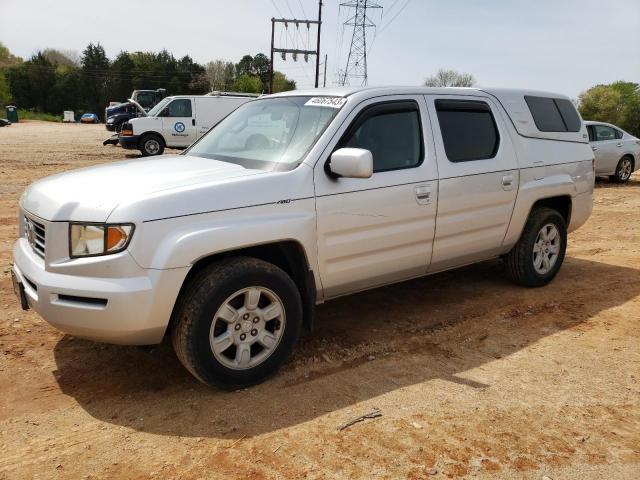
[502,174,514,191]
[192,118,196,126]
[616,143,623,147]
[591,146,598,151]
[415,185,431,204]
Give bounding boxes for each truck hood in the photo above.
[21,155,264,222]
[127,98,149,116]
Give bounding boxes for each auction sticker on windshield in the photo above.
[305,97,347,108]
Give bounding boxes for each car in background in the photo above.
[585,121,640,183]
[80,113,99,124]
[0,118,11,127]
[118,92,257,156]
[105,102,145,132]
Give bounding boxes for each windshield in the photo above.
[185,96,343,170]
[147,97,171,117]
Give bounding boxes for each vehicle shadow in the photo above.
[595,174,640,189]
[52,256,640,438]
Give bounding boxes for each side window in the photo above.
[339,101,423,172]
[525,96,581,132]
[614,129,623,140]
[164,99,192,118]
[593,125,616,141]
[434,99,499,162]
[587,125,595,142]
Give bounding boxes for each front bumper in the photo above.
[118,134,140,149]
[12,237,189,345]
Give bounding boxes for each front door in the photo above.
[314,95,438,299]
[425,95,519,272]
[160,98,197,147]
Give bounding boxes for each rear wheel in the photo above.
[610,156,633,183]
[505,207,567,287]
[139,134,165,156]
[171,257,303,389]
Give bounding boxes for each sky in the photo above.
[1,0,639,98]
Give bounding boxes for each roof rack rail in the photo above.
[206,91,262,98]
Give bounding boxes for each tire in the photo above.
[139,134,165,156]
[609,156,634,184]
[505,207,567,287]
[171,257,303,389]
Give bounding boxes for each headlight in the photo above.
[106,118,114,124]
[69,223,134,258]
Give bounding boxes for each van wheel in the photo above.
[171,257,303,389]
[610,156,633,183]
[505,207,567,287]
[139,134,165,156]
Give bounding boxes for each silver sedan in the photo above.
[586,121,640,183]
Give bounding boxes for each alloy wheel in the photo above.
[209,286,286,370]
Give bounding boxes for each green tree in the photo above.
[253,53,271,87]
[578,82,640,137]
[109,51,134,102]
[6,52,56,111]
[271,71,296,93]
[81,43,110,117]
[0,72,11,108]
[0,42,22,68]
[231,73,263,93]
[424,69,475,87]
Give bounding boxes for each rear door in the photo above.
[425,95,519,272]
[590,124,622,174]
[160,98,197,147]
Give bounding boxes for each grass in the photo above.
[16,109,62,122]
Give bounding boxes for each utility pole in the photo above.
[340,0,382,86]
[269,1,323,93]
[323,54,328,87]
[315,1,323,88]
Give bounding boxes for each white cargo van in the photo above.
[119,93,258,156]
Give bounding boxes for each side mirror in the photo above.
[328,148,373,178]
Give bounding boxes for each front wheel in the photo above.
[505,207,567,287]
[139,134,165,156]
[171,257,303,389]
[610,156,633,183]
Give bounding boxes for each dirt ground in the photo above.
[0,121,638,480]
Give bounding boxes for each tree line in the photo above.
[0,42,296,119]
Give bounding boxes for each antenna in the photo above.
[340,0,382,86]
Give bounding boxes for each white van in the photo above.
[118,93,258,156]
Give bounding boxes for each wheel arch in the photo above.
[138,131,166,147]
[529,195,572,226]
[167,240,317,337]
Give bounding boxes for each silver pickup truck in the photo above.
[12,86,594,388]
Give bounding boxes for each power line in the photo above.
[377,0,411,35]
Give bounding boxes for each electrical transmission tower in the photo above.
[340,0,382,86]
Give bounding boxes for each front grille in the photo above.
[24,216,46,258]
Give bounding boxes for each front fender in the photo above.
[127,199,318,272]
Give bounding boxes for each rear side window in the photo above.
[435,100,499,162]
[525,96,581,132]
[593,125,617,141]
[340,101,423,172]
